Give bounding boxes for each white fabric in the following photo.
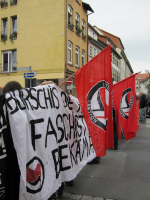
[6,84,96,200]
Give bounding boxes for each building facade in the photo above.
[0,0,93,92]
[88,24,102,62]
[93,26,133,82]
[88,24,122,84]
[135,73,149,94]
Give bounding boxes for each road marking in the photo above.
[146,125,150,127]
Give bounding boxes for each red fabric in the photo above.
[75,46,113,157]
[136,100,140,129]
[113,74,138,141]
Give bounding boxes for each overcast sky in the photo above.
[84,0,150,73]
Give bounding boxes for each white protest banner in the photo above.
[5,84,96,200]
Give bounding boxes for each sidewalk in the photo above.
[58,193,108,200]
[63,119,150,200]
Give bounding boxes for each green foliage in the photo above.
[9,31,17,43]
[1,34,7,43]
[82,33,86,41]
[144,70,150,92]
[68,22,74,31]
[1,2,8,8]
[76,25,82,36]
[10,0,17,6]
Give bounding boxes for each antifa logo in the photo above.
[87,81,109,131]
[26,157,45,194]
[120,88,133,120]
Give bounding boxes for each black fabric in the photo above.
[113,119,118,148]
[113,108,118,148]
[140,95,147,108]
[0,95,7,200]
[0,95,20,200]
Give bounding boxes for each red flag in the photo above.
[75,46,113,157]
[113,73,138,141]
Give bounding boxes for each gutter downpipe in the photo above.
[87,12,94,62]
[65,0,68,90]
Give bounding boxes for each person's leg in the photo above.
[143,107,147,123]
[140,108,144,123]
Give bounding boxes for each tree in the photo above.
[144,70,150,94]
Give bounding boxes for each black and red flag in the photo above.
[75,46,113,157]
[113,73,138,141]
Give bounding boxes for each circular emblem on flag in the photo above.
[120,88,133,120]
[26,157,45,194]
[87,81,109,131]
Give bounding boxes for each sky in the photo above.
[84,0,150,73]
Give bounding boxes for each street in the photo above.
[62,119,150,200]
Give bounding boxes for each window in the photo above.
[94,48,97,57]
[68,41,72,64]
[2,18,7,35]
[10,0,17,6]
[94,34,97,40]
[68,5,72,24]
[82,50,85,66]
[113,54,115,64]
[112,69,120,82]
[1,0,8,8]
[76,13,79,28]
[75,46,79,67]
[97,50,100,54]
[89,29,92,37]
[107,39,110,45]
[1,18,7,42]
[2,50,17,72]
[82,19,85,35]
[90,45,93,57]
[76,13,81,36]
[11,16,17,38]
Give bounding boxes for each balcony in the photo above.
[75,26,82,37]
[1,32,7,43]
[68,22,74,32]
[10,0,17,6]
[82,33,86,41]
[0,1,8,8]
[0,62,17,73]
[10,29,17,43]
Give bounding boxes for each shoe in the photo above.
[57,182,65,196]
[65,180,74,186]
[87,159,100,165]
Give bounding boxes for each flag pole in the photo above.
[59,73,75,87]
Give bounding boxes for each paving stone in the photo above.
[81,195,93,200]
[58,192,72,199]
[106,199,114,200]
[70,194,82,199]
[93,197,104,200]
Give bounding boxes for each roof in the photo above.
[95,39,122,59]
[82,2,94,13]
[121,51,134,73]
[135,73,149,83]
[93,26,124,50]
[88,23,99,36]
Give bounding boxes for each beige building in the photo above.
[0,0,93,92]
